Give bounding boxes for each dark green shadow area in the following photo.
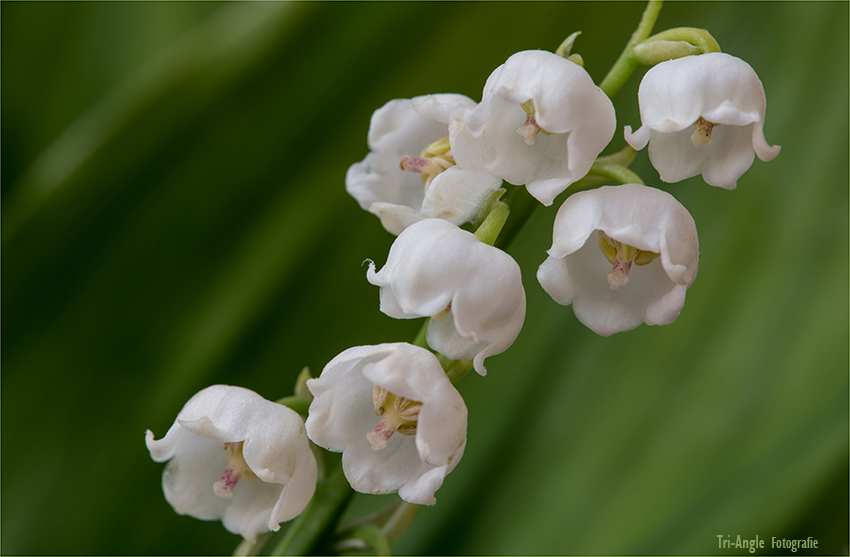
[2,2,847,555]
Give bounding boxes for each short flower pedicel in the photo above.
[537,184,699,336]
[305,343,467,506]
[145,385,317,542]
[465,50,616,206]
[346,94,502,235]
[624,52,780,189]
[366,218,526,375]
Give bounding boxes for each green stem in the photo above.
[494,185,541,251]
[587,162,645,185]
[568,145,640,190]
[270,461,354,556]
[335,499,421,555]
[275,396,311,416]
[445,359,474,384]
[380,501,421,541]
[474,201,510,246]
[335,525,391,556]
[271,7,670,552]
[641,27,720,55]
[598,0,664,98]
[233,532,271,556]
[411,319,430,350]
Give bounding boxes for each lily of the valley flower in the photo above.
[145,385,317,542]
[346,94,502,235]
[305,343,467,506]
[366,218,526,375]
[624,52,780,189]
[464,50,616,206]
[537,184,699,336]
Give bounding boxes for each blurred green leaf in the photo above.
[2,2,847,555]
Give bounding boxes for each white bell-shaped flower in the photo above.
[464,50,616,206]
[366,218,525,375]
[145,385,317,542]
[305,343,467,506]
[346,94,503,235]
[537,184,699,336]
[624,52,780,189]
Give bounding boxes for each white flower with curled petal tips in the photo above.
[366,218,526,376]
[305,343,467,506]
[537,184,699,336]
[346,94,502,235]
[464,50,616,206]
[145,385,317,542]
[624,52,780,189]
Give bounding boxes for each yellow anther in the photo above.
[598,231,660,290]
[620,243,639,263]
[400,135,456,190]
[421,136,452,158]
[367,391,422,450]
[634,250,660,266]
[394,396,422,422]
[372,385,388,416]
[598,236,618,265]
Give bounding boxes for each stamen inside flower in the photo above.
[399,135,455,190]
[213,441,257,499]
[517,100,542,145]
[690,116,717,148]
[367,385,422,450]
[516,99,552,145]
[598,231,660,291]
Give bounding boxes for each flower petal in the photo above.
[305,344,467,505]
[347,94,500,234]
[538,184,698,336]
[366,219,525,375]
[146,385,317,542]
[465,50,615,205]
[628,52,779,187]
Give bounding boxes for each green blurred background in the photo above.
[2,2,847,555]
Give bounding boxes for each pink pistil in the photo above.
[517,116,541,145]
[366,415,398,451]
[400,156,434,174]
[607,254,633,290]
[213,467,242,499]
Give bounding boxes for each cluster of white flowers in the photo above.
[146,25,778,546]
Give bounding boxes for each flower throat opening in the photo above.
[691,116,718,148]
[399,136,456,190]
[598,231,660,290]
[213,441,258,499]
[367,385,422,450]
